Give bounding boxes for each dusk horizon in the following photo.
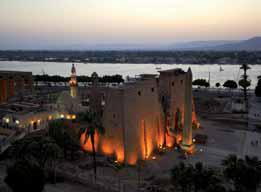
[1,0,261,50]
[1,1,261,192]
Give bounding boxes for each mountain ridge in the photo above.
[171,37,261,51]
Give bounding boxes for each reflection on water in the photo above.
[0,61,260,89]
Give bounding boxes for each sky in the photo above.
[0,0,260,49]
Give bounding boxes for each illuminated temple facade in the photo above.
[79,68,197,165]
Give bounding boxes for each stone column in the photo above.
[181,68,194,152]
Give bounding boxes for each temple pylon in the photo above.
[181,67,195,153]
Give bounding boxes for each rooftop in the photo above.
[158,68,186,75]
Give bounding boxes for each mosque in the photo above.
[69,64,198,165]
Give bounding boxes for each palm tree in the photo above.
[78,111,104,181]
[239,64,251,111]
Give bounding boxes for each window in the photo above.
[113,113,116,119]
[151,88,154,92]
[180,80,183,84]
[172,82,175,86]
[138,91,141,96]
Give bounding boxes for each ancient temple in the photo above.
[78,67,198,165]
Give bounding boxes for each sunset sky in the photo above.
[0,0,260,49]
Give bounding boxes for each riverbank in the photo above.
[1,50,261,64]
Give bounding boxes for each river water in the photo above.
[0,61,260,89]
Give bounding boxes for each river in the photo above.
[0,61,260,89]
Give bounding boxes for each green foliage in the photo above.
[239,64,251,110]
[255,78,261,97]
[223,80,238,89]
[171,162,224,192]
[7,135,61,168]
[5,159,45,192]
[222,155,261,192]
[48,120,80,160]
[77,111,104,181]
[215,82,221,88]
[240,64,251,71]
[238,79,251,89]
[78,111,105,140]
[192,79,210,88]
[34,75,69,83]
[2,51,261,64]
[33,74,124,84]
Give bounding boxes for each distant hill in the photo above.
[210,37,261,51]
[171,37,261,51]
[170,40,238,50]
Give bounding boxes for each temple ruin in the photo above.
[68,64,198,164]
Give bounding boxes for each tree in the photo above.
[255,78,261,97]
[223,80,238,89]
[48,120,79,160]
[171,162,194,192]
[239,64,251,111]
[192,79,210,88]
[222,155,261,192]
[5,159,45,192]
[215,82,221,88]
[78,111,104,181]
[171,162,224,192]
[7,135,60,169]
[6,134,61,184]
[193,162,225,192]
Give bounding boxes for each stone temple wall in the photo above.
[79,68,195,165]
[121,78,164,164]
[158,69,188,146]
[79,78,165,165]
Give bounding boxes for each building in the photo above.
[0,71,33,104]
[78,67,198,165]
[69,64,78,98]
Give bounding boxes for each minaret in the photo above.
[181,67,194,153]
[69,64,77,98]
